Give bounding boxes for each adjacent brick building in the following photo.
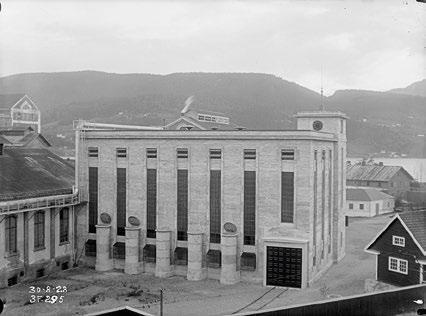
[75,110,348,288]
[0,140,81,288]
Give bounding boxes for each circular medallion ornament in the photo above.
[223,222,237,233]
[128,216,140,226]
[100,213,111,224]
[313,120,323,131]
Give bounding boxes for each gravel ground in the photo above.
[0,214,396,316]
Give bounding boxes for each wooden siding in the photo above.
[369,219,424,286]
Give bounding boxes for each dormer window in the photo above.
[392,236,405,247]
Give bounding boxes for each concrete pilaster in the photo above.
[125,226,140,274]
[220,233,240,284]
[95,224,113,271]
[187,232,206,281]
[155,230,172,278]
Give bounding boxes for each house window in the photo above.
[281,172,294,223]
[281,149,295,160]
[5,215,17,254]
[388,257,408,274]
[116,148,127,158]
[34,211,45,249]
[359,204,364,210]
[146,169,157,238]
[392,236,405,247]
[116,168,126,236]
[88,167,98,233]
[209,149,222,159]
[59,208,69,243]
[146,148,157,158]
[244,149,256,160]
[177,148,188,159]
[177,169,188,241]
[88,147,99,158]
[244,171,256,245]
[349,203,354,210]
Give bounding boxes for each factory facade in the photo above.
[75,111,347,288]
[0,144,80,288]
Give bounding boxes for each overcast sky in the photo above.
[0,0,424,95]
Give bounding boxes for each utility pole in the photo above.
[160,289,163,316]
[320,65,325,111]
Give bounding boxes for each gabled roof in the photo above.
[347,164,414,182]
[0,148,74,201]
[365,210,426,256]
[0,94,26,111]
[399,210,426,252]
[347,188,394,201]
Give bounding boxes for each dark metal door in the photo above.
[266,246,302,288]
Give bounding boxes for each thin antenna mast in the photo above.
[320,65,325,111]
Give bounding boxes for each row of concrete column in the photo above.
[95,225,240,284]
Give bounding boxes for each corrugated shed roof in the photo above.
[0,148,74,201]
[0,129,51,147]
[347,187,394,201]
[347,164,414,182]
[0,94,25,110]
[399,210,426,251]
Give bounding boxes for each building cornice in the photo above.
[81,130,338,142]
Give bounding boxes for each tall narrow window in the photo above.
[244,171,256,245]
[5,215,17,254]
[328,149,332,253]
[117,168,126,236]
[340,148,344,207]
[321,150,326,258]
[88,167,98,233]
[59,208,69,243]
[34,211,45,249]
[146,169,157,238]
[177,169,188,241]
[281,172,294,223]
[313,150,318,265]
[210,170,221,243]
